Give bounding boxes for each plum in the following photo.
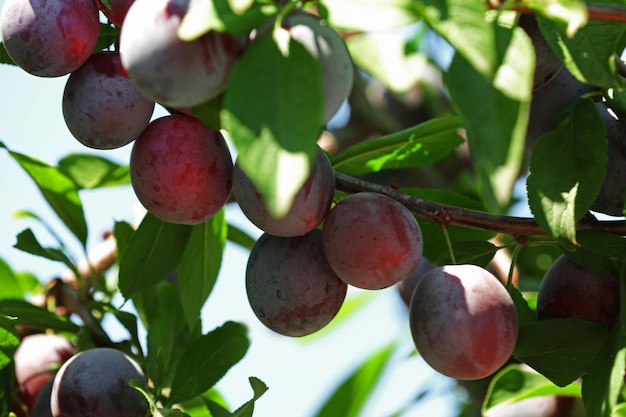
[95,0,134,27]
[517,14,563,90]
[62,51,155,150]
[119,0,238,108]
[409,264,518,380]
[50,347,148,417]
[246,230,347,337]
[536,254,619,327]
[13,333,74,411]
[233,147,335,237]
[31,379,53,417]
[0,0,100,77]
[129,114,233,224]
[396,257,435,307]
[321,192,423,290]
[281,12,354,123]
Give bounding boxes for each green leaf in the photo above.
[178,0,278,40]
[483,364,581,415]
[220,377,268,417]
[227,224,256,251]
[322,0,421,31]
[0,258,24,300]
[576,231,626,259]
[513,318,609,387]
[178,209,228,329]
[0,315,19,371]
[435,240,498,266]
[57,153,130,189]
[180,388,230,417]
[313,343,397,417]
[0,144,88,246]
[331,116,464,176]
[13,228,79,277]
[118,213,193,297]
[0,42,15,65]
[526,98,607,244]
[522,0,587,36]
[0,299,80,333]
[93,23,121,52]
[113,220,136,264]
[446,22,534,212]
[169,321,250,405]
[221,28,324,218]
[510,286,536,327]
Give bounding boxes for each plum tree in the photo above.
[119,0,239,108]
[246,230,348,337]
[95,0,134,27]
[591,102,626,217]
[280,12,354,123]
[62,51,155,150]
[536,254,619,327]
[409,264,518,380]
[0,0,99,77]
[129,114,233,224]
[321,192,423,290]
[50,347,149,417]
[517,14,562,90]
[233,147,335,237]
[395,257,435,307]
[13,333,74,412]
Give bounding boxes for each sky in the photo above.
[0,5,459,416]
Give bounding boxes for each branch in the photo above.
[489,2,626,23]
[333,172,626,238]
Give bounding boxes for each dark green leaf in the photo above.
[169,321,250,404]
[576,231,626,259]
[226,377,269,417]
[514,318,609,386]
[93,23,121,52]
[483,364,581,415]
[331,116,464,176]
[0,299,80,333]
[435,240,497,266]
[446,23,533,212]
[0,315,19,371]
[57,153,130,189]
[178,209,227,328]
[0,144,88,246]
[118,213,192,297]
[0,42,15,65]
[113,220,136,264]
[313,343,397,417]
[13,229,79,277]
[510,286,536,327]
[526,98,607,244]
[222,28,324,218]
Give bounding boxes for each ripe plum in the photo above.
[119,0,238,108]
[233,148,335,237]
[0,0,99,77]
[409,264,518,380]
[130,114,233,224]
[321,192,423,290]
[246,230,347,337]
[62,51,155,150]
[50,348,148,417]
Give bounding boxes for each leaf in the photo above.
[435,240,498,266]
[226,224,256,251]
[0,42,15,65]
[118,213,193,297]
[446,22,534,212]
[331,116,464,176]
[219,377,268,417]
[178,0,278,40]
[169,321,250,404]
[0,315,19,371]
[526,98,607,244]
[312,343,397,417]
[510,286,536,327]
[0,258,24,300]
[0,143,88,246]
[93,23,121,52]
[178,209,228,329]
[576,231,626,259]
[57,153,130,189]
[483,364,581,416]
[322,0,421,31]
[0,299,80,333]
[113,220,136,264]
[13,228,79,277]
[513,318,609,386]
[221,28,324,218]
[521,0,587,36]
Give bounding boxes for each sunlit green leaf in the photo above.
[322,0,420,31]
[57,153,130,189]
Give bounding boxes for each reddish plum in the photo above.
[536,254,619,326]
[409,264,518,380]
[62,51,155,150]
[246,230,347,337]
[130,114,233,224]
[119,0,238,107]
[50,348,148,417]
[233,148,335,237]
[95,0,134,27]
[321,192,423,290]
[0,0,99,77]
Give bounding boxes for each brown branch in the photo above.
[491,2,626,23]
[334,172,626,238]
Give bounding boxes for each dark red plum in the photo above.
[130,114,233,224]
[95,0,134,27]
[14,334,74,411]
[321,192,423,290]
[0,0,100,77]
[233,148,335,237]
[281,12,354,123]
[119,0,238,108]
[536,254,619,327]
[409,264,518,380]
[246,230,348,337]
[50,348,148,417]
[62,51,155,150]
[31,379,53,417]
